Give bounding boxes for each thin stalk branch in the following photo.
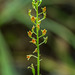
[33,32,37,35]
[33,22,36,25]
[39,35,43,38]
[39,59,42,61]
[30,37,37,40]
[32,55,38,58]
[38,17,45,22]
[39,41,44,46]
[38,12,43,15]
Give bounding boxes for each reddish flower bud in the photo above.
[37,24,40,29]
[42,29,47,35]
[32,39,36,44]
[28,31,32,37]
[31,16,35,22]
[32,25,35,31]
[27,55,31,60]
[43,7,46,12]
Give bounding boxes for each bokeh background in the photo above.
[0,0,75,75]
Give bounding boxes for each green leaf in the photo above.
[0,31,18,75]
[0,0,31,26]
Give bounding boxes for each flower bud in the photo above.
[43,12,46,19]
[31,16,36,22]
[27,55,32,60]
[32,25,35,32]
[32,2,36,9]
[28,9,31,16]
[37,24,40,29]
[41,29,47,35]
[31,38,36,44]
[33,48,37,53]
[28,31,32,37]
[42,7,46,12]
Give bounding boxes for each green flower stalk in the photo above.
[27,0,48,75]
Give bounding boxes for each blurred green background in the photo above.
[0,0,75,75]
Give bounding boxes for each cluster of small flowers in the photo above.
[26,0,48,73]
[27,27,47,44]
[27,48,37,60]
[27,6,47,45]
[27,0,48,61]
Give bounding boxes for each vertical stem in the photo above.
[36,3,40,75]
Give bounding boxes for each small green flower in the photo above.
[28,63,35,75]
[43,12,46,19]
[43,36,48,44]
[28,9,31,16]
